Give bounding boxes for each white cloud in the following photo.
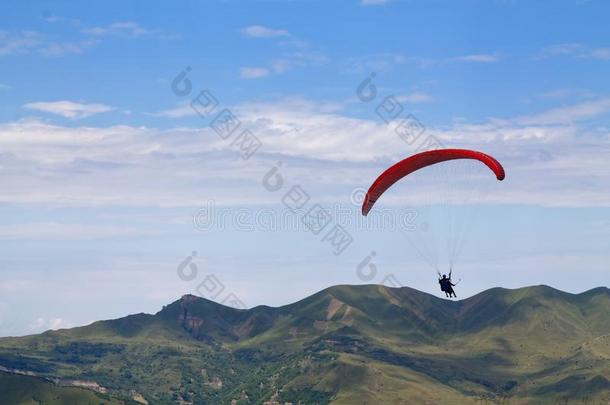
[82,21,153,37]
[538,88,594,100]
[240,25,327,79]
[41,14,81,26]
[232,98,610,207]
[241,51,327,79]
[2,96,610,208]
[42,15,66,23]
[0,22,166,58]
[0,30,42,55]
[39,39,98,56]
[348,53,411,73]
[241,25,289,38]
[0,222,150,240]
[269,59,290,73]
[23,101,114,119]
[590,48,610,60]
[515,97,610,125]
[153,102,197,118]
[349,52,497,73]
[543,43,584,56]
[239,67,271,79]
[238,27,325,78]
[396,92,434,104]
[0,31,97,57]
[361,0,392,5]
[451,54,498,63]
[543,43,610,60]
[0,119,258,207]
[29,317,71,333]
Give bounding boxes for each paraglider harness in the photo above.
[438,269,460,298]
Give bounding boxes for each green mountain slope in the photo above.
[0,285,609,404]
[0,370,129,405]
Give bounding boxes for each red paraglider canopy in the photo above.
[362,148,505,216]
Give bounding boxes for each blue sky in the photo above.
[0,0,609,336]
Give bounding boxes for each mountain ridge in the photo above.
[1,283,609,404]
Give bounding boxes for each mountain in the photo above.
[1,284,609,404]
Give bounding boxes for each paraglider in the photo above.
[361,148,505,298]
[362,149,505,216]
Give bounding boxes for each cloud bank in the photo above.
[2,96,610,208]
